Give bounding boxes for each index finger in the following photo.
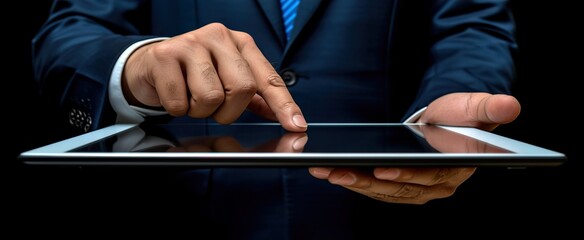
[232,31,307,132]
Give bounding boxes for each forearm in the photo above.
[406,0,518,117]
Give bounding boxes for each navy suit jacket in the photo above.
[32,0,517,237]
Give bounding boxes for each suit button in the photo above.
[280,69,297,86]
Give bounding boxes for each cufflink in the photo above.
[69,108,92,132]
[69,98,93,132]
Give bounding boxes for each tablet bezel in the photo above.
[18,123,567,167]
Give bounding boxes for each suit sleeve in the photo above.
[404,0,518,118]
[32,0,154,132]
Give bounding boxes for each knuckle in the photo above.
[203,22,231,42]
[181,31,201,44]
[150,43,178,61]
[198,90,225,106]
[235,32,256,48]
[163,100,188,116]
[213,115,236,125]
[466,92,483,121]
[206,22,229,32]
[266,74,287,88]
[238,32,254,43]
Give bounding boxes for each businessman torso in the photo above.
[31,1,516,237]
[34,0,515,132]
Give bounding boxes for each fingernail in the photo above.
[310,167,332,178]
[331,173,356,186]
[292,114,308,128]
[379,169,400,180]
[292,136,308,151]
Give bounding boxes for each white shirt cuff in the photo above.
[109,37,170,124]
[403,106,427,123]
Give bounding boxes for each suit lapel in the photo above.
[287,0,323,46]
[256,0,287,47]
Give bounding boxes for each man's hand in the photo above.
[309,92,521,204]
[122,23,307,132]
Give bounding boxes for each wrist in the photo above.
[121,44,161,110]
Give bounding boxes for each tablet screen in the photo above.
[72,123,509,154]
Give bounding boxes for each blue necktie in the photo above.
[280,0,300,41]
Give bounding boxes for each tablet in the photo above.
[18,123,566,167]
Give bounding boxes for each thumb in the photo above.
[420,93,521,130]
[480,93,521,124]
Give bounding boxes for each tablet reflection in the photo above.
[112,124,308,153]
[408,124,510,153]
[107,123,510,154]
[166,132,308,153]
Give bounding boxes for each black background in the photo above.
[4,0,580,235]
